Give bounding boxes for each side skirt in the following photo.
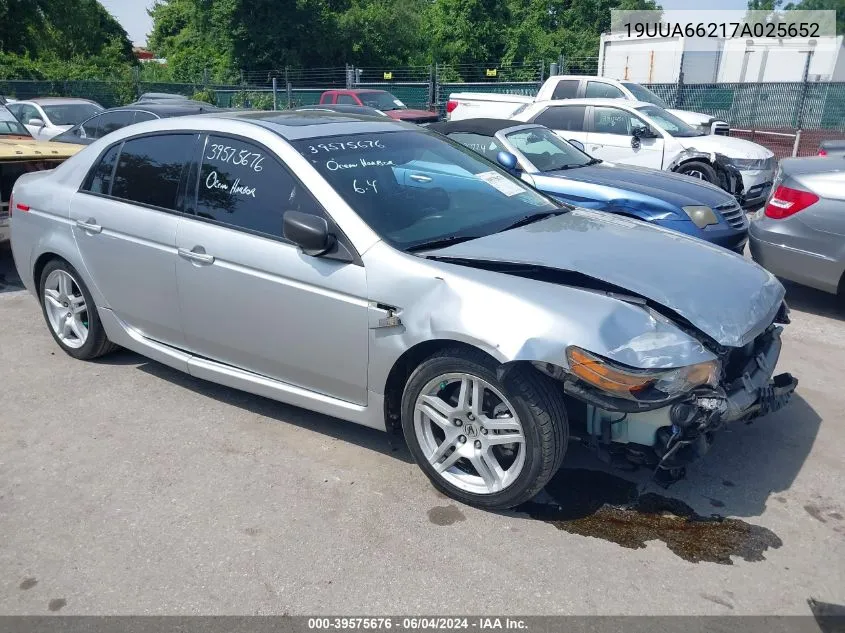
[97,307,387,431]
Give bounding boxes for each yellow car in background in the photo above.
[1,105,84,243]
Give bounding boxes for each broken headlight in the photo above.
[566,346,720,402]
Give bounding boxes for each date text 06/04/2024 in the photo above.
[307,617,528,630]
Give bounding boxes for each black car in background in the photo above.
[51,101,219,145]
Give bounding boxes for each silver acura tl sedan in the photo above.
[9,111,797,509]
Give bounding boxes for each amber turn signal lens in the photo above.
[567,347,655,396]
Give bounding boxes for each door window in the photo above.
[533,105,587,131]
[133,111,157,124]
[195,135,325,237]
[592,107,646,136]
[551,80,579,99]
[320,93,334,104]
[585,81,625,99]
[16,104,41,124]
[446,132,502,161]
[110,134,193,210]
[337,94,358,105]
[95,110,136,138]
[82,144,121,195]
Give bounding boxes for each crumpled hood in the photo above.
[429,209,784,347]
[676,134,774,160]
[542,163,733,209]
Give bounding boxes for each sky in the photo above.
[98,0,751,48]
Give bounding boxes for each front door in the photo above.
[586,106,664,168]
[175,134,369,404]
[69,133,195,348]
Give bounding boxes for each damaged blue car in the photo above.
[429,119,749,253]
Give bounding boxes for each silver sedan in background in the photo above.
[10,111,796,510]
[749,157,845,296]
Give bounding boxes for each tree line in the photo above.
[1,0,842,84]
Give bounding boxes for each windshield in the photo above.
[293,131,558,251]
[42,103,103,126]
[621,82,669,108]
[635,105,704,137]
[0,106,31,137]
[505,127,593,171]
[358,91,405,111]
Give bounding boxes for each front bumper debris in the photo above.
[655,326,797,472]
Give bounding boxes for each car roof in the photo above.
[117,102,219,114]
[427,118,533,136]
[539,98,651,108]
[188,109,415,140]
[15,98,100,106]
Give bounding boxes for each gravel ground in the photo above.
[1,243,843,615]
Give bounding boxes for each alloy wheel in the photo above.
[413,372,526,495]
[43,269,89,349]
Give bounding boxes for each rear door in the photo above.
[174,133,369,404]
[530,105,589,150]
[586,105,664,168]
[69,133,195,347]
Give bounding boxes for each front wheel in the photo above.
[676,160,718,184]
[401,348,568,510]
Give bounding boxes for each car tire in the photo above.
[38,259,118,360]
[401,347,568,510]
[676,160,718,184]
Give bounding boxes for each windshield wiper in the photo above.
[496,210,568,233]
[585,158,602,165]
[405,234,480,253]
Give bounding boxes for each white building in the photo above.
[598,32,845,83]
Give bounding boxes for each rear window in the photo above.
[110,134,193,210]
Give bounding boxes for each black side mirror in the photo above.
[496,150,519,171]
[632,125,653,139]
[283,211,335,257]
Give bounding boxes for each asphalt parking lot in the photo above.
[1,242,844,616]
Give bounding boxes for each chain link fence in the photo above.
[3,63,845,157]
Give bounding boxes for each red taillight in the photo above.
[764,185,819,219]
[446,100,458,113]
[818,148,827,156]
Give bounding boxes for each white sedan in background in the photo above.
[7,98,103,141]
[512,98,776,209]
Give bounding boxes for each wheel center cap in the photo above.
[463,423,478,438]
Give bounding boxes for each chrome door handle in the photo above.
[76,218,102,234]
[178,247,215,264]
[409,174,433,183]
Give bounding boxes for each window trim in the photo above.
[78,130,199,216]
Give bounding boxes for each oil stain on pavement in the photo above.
[428,505,466,526]
[517,468,782,565]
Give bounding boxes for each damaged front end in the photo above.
[534,306,797,481]
[668,150,745,203]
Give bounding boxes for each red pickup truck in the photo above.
[319,89,439,123]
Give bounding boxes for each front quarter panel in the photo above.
[364,242,716,395]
